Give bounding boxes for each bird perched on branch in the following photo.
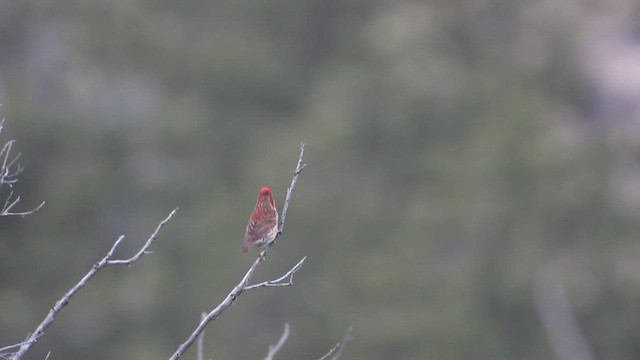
[242,186,279,253]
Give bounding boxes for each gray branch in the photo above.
[278,142,306,235]
[318,325,353,360]
[246,257,306,290]
[5,208,178,360]
[196,312,207,360]
[1,194,45,217]
[263,323,290,360]
[169,144,307,360]
[168,254,306,360]
[533,263,595,360]
[0,341,34,355]
[0,119,45,217]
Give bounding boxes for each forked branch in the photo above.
[263,323,290,360]
[246,256,306,290]
[0,119,45,217]
[318,325,353,360]
[5,208,178,360]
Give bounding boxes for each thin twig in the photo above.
[318,344,339,360]
[0,120,44,217]
[1,191,19,214]
[263,323,290,360]
[0,341,34,353]
[2,199,45,217]
[5,208,178,360]
[278,142,306,235]
[106,209,177,265]
[169,144,307,360]
[0,141,16,179]
[246,257,306,290]
[1,146,21,178]
[330,325,353,360]
[533,263,595,360]
[318,325,353,360]
[0,141,20,185]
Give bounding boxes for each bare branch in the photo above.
[1,197,45,217]
[263,323,290,360]
[169,252,304,359]
[278,142,306,235]
[0,140,19,182]
[0,341,34,354]
[0,120,45,217]
[318,325,353,360]
[5,208,178,360]
[0,142,22,180]
[318,344,339,360]
[196,312,207,360]
[106,208,178,265]
[533,263,595,360]
[330,325,353,360]
[169,144,307,360]
[246,257,306,290]
[0,191,20,215]
[170,251,264,359]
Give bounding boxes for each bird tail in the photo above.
[241,240,250,252]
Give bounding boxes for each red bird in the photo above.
[242,186,279,252]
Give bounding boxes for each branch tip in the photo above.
[263,323,291,360]
[318,325,353,360]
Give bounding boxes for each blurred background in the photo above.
[1,0,640,359]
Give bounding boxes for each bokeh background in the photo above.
[2,1,640,359]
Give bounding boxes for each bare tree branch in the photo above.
[263,323,290,360]
[246,257,306,290]
[105,209,177,265]
[0,341,34,356]
[5,208,178,360]
[169,144,307,360]
[169,254,306,360]
[0,119,45,217]
[533,263,595,360]
[196,312,207,360]
[1,194,45,217]
[0,140,21,184]
[318,325,353,360]
[330,325,353,360]
[278,142,306,235]
[319,344,340,360]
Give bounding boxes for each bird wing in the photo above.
[245,217,277,240]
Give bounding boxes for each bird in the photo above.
[241,186,279,253]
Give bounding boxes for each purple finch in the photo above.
[241,186,279,252]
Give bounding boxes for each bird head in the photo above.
[257,186,276,209]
